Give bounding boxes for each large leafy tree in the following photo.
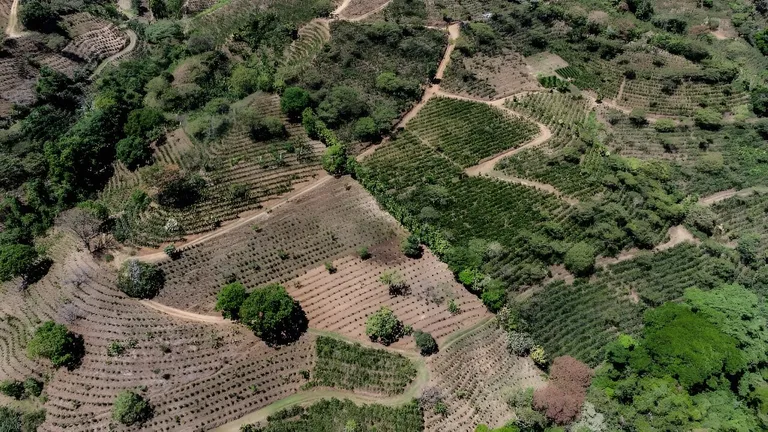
[117,261,165,299]
[239,284,307,345]
[26,321,84,369]
[0,244,38,282]
[112,390,152,425]
[215,282,247,320]
[365,307,404,345]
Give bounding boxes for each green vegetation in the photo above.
[242,398,423,431]
[365,307,406,345]
[215,281,247,319]
[413,330,438,356]
[112,390,152,426]
[117,261,165,299]
[239,284,308,345]
[0,407,46,432]
[308,337,417,394]
[27,321,84,369]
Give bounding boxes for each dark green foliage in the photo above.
[413,330,438,356]
[317,86,367,127]
[22,378,43,398]
[365,307,405,345]
[19,0,59,32]
[752,86,768,117]
[756,28,768,56]
[124,108,166,141]
[27,321,84,369]
[117,260,165,299]
[156,173,206,208]
[309,337,418,394]
[239,284,308,345]
[694,108,723,130]
[401,235,422,258]
[649,34,710,62]
[321,144,350,176]
[216,282,247,320]
[0,380,24,400]
[112,390,152,425]
[0,244,38,282]
[248,398,423,431]
[280,87,311,119]
[116,137,153,170]
[564,242,596,276]
[354,117,380,141]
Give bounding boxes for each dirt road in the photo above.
[5,0,22,38]
[141,300,228,324]
[89,29,137,79]
[698,186,768,206]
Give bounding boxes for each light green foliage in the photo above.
[365,307,404,345]
[694,108,723,130]
[0,244,38,282]
[530,345,547,367]
[215,282,247,320]
[653,119,676,133]
[27,321,84,369]
[564,242,596,276]
[321,143,350,176]
[112,390,152,425]
[684,284,768,367]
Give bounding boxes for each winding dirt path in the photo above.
[89,29,137,80]
[697,186,768,206]
[141,300,228,324]
[5,0,22,38]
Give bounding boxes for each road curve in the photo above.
[89,29,137,80]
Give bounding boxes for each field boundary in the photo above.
[89,29,137,79]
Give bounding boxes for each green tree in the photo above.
[116,137,153,170]
[353,117,379,141]
[216,282,247,320]
[751,86,768,117]
[684,284,768,367]
[321,144,349,176]
[317,86,366,126]
[401,235,422,258]
[124,108,166,140]
[0,380,24,400]
[365,307,404,345]
[280,87,311,119]
[116,261,165,299]
[19,0,59,32]
[112,390,152,425]
[756,29,768,56]
[413,330,438,355]
[694,108,723,130]
[564,242,596,276]
[642,303,745,389]
[239,284,307,345]
[27,321,84,369]
[0,244,38,282]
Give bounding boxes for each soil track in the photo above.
[89,28,137,79]
[698,186,768,206]
[141,300,228,324]
[5,0,21,37]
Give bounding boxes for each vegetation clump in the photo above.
[117,261,165,299]
[239,284,308,345]
[413,330,438,356]
[112,390,152,426]
[365,307,406,345]
[27,321,84,370]
[215,282,247,320]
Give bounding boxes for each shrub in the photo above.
[19,0,59,32]
[357,247,371,260]
[215,282,247,320]
[23,378,43,398]
[354,117,379,141]
[564,242,596,276]
[653,119,675,132]
[0,380,24,399]
[628,109,647,126]
[685,205,717,235]
[280,87,310,119]
[401,234,422,258]
[507,332,534,356]
[751,86,768,117]
[27,321,84,369]
[695,152,724,173]
[156,172,206,208]
[694,108,722,130]
[365,307,404,345]
[322,143,350,176]
[117,261,165,299]
[112,390,152,425]
[530,345,547,367]
[239,284,307,345]
[0,244,38,282]
[448,299,460,314]
[481,285,506,312]
[124,108,166,140]
[413,330,438,355]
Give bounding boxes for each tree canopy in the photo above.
[112,390,152,425]
[239,284,307,345]
[365,307,405,345]
[117,261,165,299]
[26,321,84,369]
[215,282,247,320]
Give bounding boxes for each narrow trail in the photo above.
[5,0,22,38]
[596,225,698,267]
[89,29,137,80]
[345,0,393,22]
[698,186,768,206]
[134,174,333,263]
[141,300,228,324]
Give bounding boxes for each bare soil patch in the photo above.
[525,52,569,78]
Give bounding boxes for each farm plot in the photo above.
[0,235,272,431]
[286,239,491,347]
[407,97,539,167]
[60,12,110,38]
[62,24,128,62]
[339,0,391,19]
[308,336,417,395]
[598,107,695,162]
[442,50,541,100]
[155,176,402,313]
[0,57,36,117]
[620,77,748,116]
[710,191,768,248]
[276,19,330,83]
[424,320,544,432]
[110,93,325,248]
[183,0,218,15]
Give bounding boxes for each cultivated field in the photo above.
[443,50,541,100]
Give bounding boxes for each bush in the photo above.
[156,172,206,208]
[354,117,379,141]
[365,307,404,345]
[22,378,43,398]
[0,380,24,400]
[751,86,768,117]
[27,321,84,369]
[628,109,647,126]
[116,137,153,170]
[280,87,311,119]
[401,235,422,258]
[507,331,534,356]
[695,152,724,173]
[564,242,596,276]
[533,356,593,424]
[117,260,165,299]
[653,119,675,132]
[216,282,247,320]
[530,345,547,367]
[124,108,166,140]
[481,285,507,312]
[413,330,438,355]
[239,284,307,345]
[0,244,38,282]
[694,108,722,130]
[112,390,152,425]
[321,144,350,176]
